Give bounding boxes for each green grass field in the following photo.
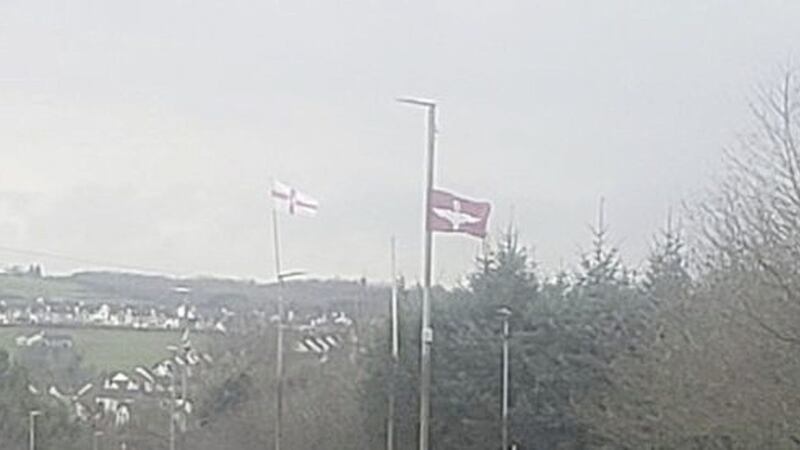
[0,326,200,373]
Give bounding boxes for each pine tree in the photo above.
[467,226,537,316]
[575,200,629,297]
[644,215,691,302]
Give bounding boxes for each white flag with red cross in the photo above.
[271,180,319,217]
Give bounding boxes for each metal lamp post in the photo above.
[397,96,437,450]
[386,237,399,450]
[497,307,512,450]
[274,269,306,450]
[173,286,192,407]
[166,285,192,450]
[93,430,104,450]
[168,355,177,450]
[29,410,41,450]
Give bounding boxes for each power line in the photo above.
[0,244,185,276]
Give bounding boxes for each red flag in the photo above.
[429,189,491,238]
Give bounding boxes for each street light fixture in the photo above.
[93,430,104,450]
[29,410,41,450]
[277,270,307,282]
[496,307,512,450]
[396,97,437,108]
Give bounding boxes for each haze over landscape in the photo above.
[2,1,799,282]
[7,2,800,450]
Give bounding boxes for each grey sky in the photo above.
[0,1,798,283]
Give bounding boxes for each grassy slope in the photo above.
[0,326,191,372]
[0,271,370,375]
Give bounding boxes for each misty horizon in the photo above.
[1,1,799,284]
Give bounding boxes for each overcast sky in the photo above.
[0,1,799,284]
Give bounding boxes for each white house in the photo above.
[103,372,141,392]
[89,304,111,324]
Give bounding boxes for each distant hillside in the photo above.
[0,271,391,316]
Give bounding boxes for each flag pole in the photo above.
[271,207,284,450]
[397,96,437,450]
[387,236,399,450]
